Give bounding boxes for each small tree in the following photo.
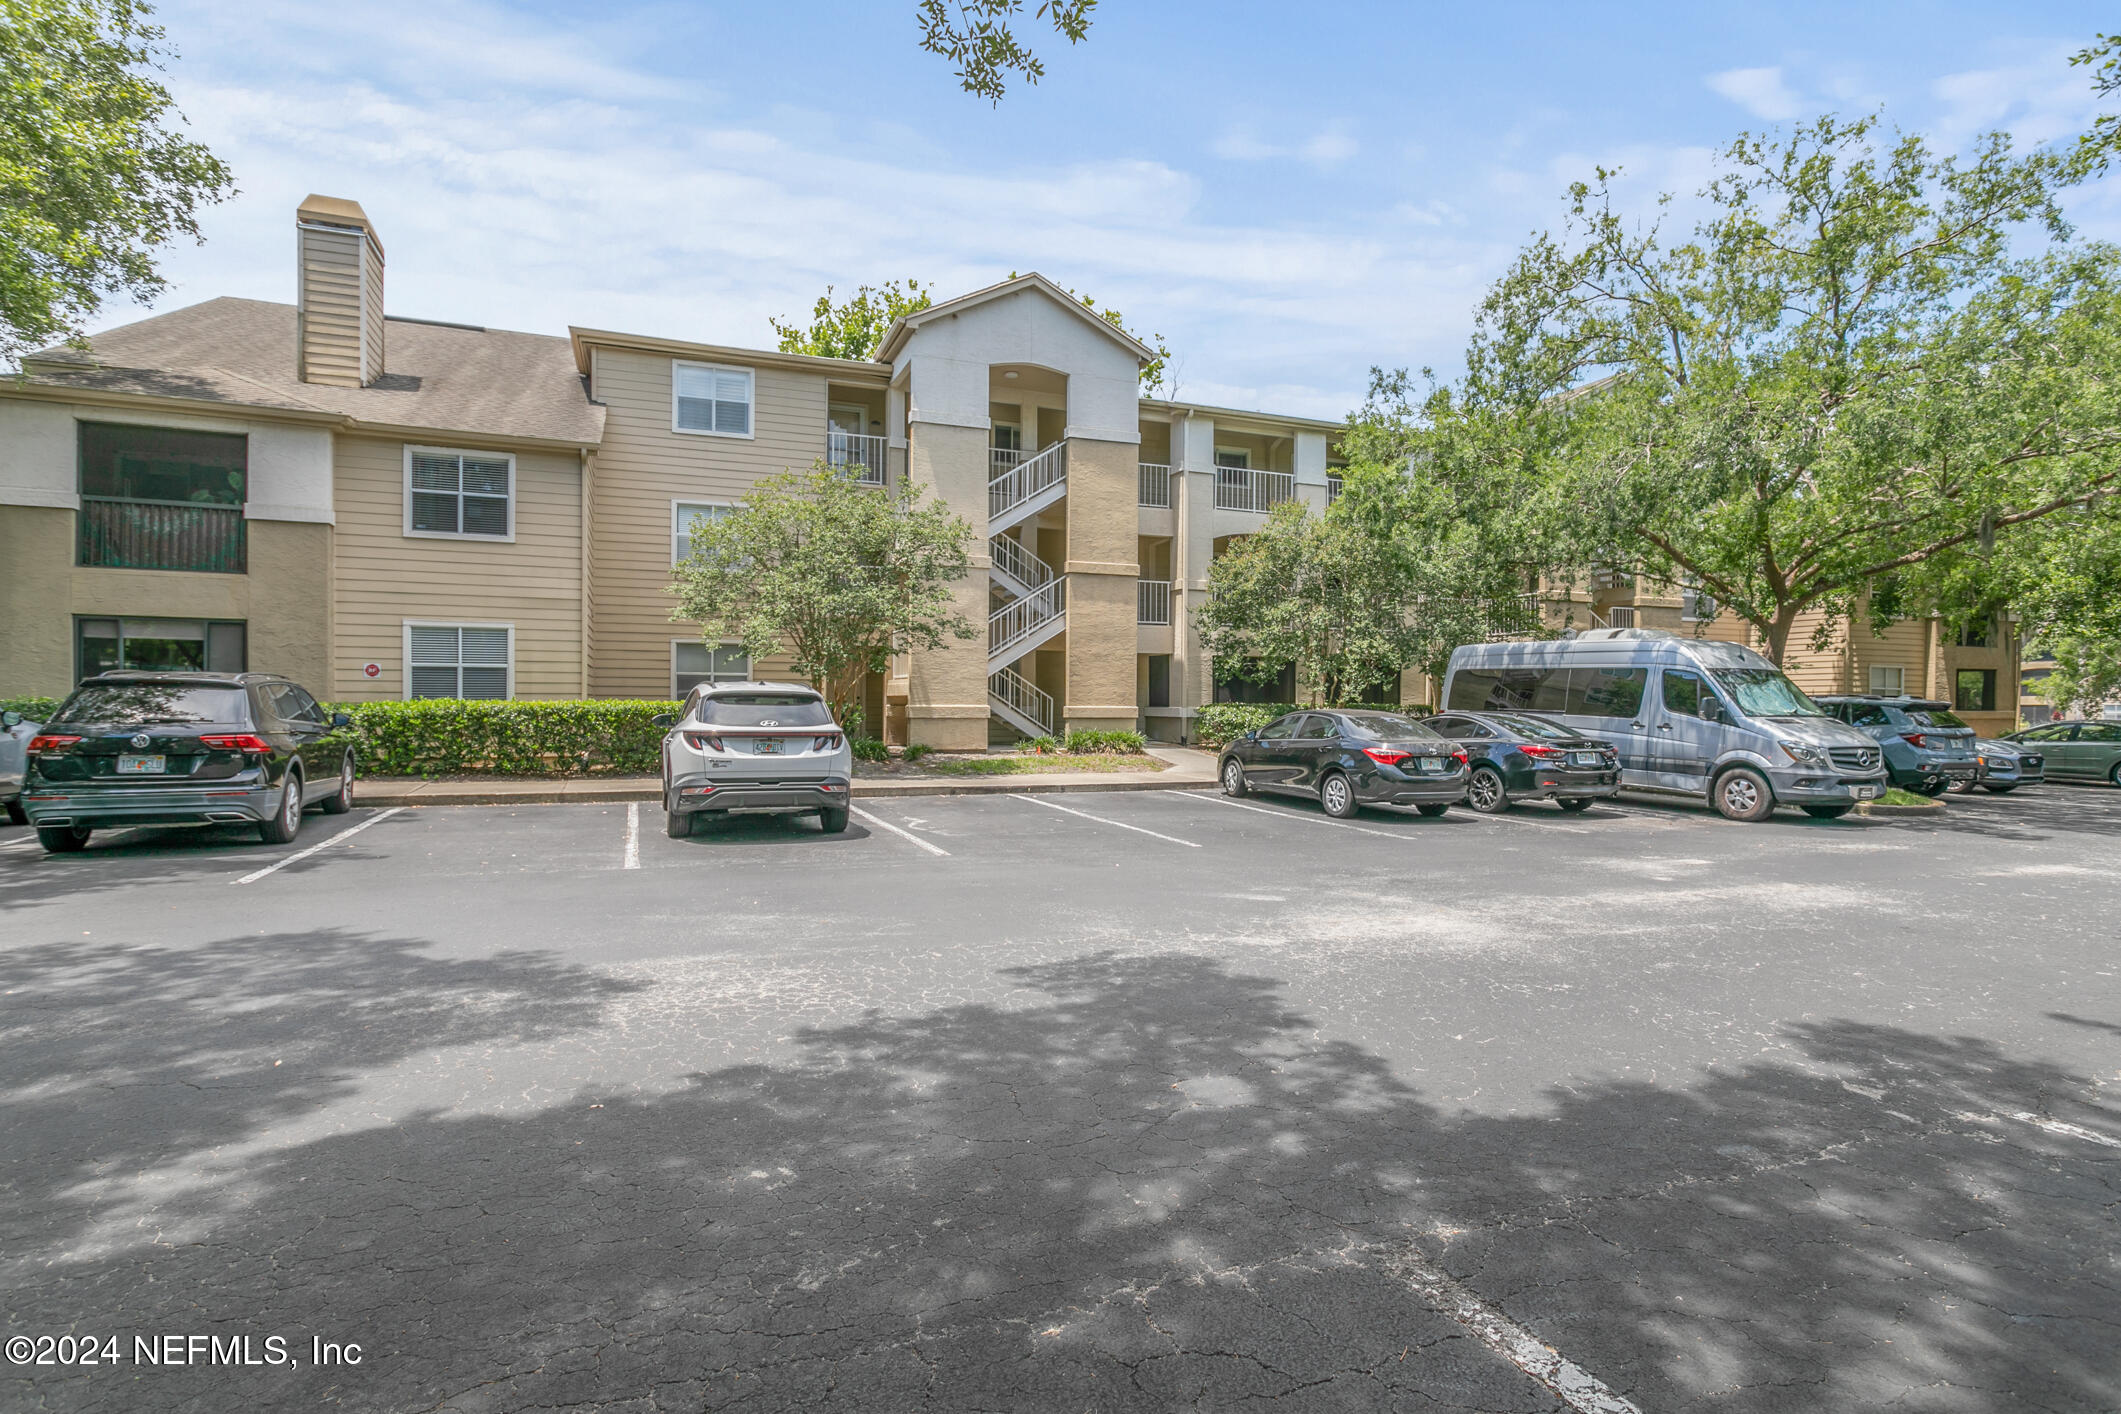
[2031,637,2121,720]
[770,280,932,361]
[1,0,235,365]
[669,463,978,726]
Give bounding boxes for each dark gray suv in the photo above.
[21,673,355,853]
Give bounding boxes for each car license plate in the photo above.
[1570,751,1601,767]
[1852,784,1880,801]
[1417,756,1443,773]
[117,755,166,775]
[752,738,782,755]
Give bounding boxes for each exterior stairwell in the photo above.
[986,440,1069,737]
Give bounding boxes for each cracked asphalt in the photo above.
[1,782,2117,1413]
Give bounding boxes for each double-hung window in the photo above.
[405,622,513,700]
[672,500,733,564]
[406,447,514,540]
[673,642,751,697]
[673,362,753,437]
[1868,665,1905,696]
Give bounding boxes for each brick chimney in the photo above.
[295,194,384,386]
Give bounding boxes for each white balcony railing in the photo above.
[989,446,1026,480]
[1137,579,1173,625]
[826,431,887,485]
[990,577,1067,659]
[1138,462,1173,508]
[1213,467,1295,513]
[1326,473,1343,506]
[989,665,1057,737]
[990,532,1055,591]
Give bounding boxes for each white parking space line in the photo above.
[624,802,641,870]
[2005,1111,2121,1149]
[1011,793,1200,847]
[1387,1248,1642,1414]
[849,806,952,857]
[230,808,403,885]
[0,835,38,854]
[1176,790,1412,839]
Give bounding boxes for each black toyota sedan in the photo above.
[1420,710,1621,814]
[21,672,354,853]
[1218,709,1469,819]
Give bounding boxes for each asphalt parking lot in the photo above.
[3,784,2118,1413]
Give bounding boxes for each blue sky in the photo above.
[121,1,2121,417]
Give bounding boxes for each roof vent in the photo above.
[295,194,384,386]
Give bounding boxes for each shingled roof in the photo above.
[21,297,604,447]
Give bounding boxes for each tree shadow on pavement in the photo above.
[2,946,2113,1413]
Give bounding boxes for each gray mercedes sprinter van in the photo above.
[1441,629,1888,821]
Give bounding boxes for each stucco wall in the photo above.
[1062,436,1142,731]
[904,422,991,748]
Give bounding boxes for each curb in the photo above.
[1856,800,1947,817]
[352,775,1216,809]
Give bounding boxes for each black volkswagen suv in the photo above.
[21,673,355,853]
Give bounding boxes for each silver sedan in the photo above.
[657,682,854,837]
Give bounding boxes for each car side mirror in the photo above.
[1698,696,1722,723]
[331,711,352,728]
[651,713,676,728]
[1,711,18,728]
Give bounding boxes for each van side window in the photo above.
[1567,667,1647,717]
[1662,671,1704,717]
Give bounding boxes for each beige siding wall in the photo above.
[0,506,332,697]
[360,237,385,384]
[585,348,841,697]
[330,435,583,701]
[298,226,365,388]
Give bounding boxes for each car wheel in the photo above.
[1415,802,1450,818]
[1914,779,1950,798]
[1947,776,1978,794]
[1713,766,1775,822]
[1465,765,1509,814]
[1220,758,1248,798]
[320,750,355,814]
[257,769,303,845]
[1556,798,1594,812]
[1319,770,1358,819]
[1802,804,1854,819]
[1982,783,2016,794]
[2111,762,2121,788]
[4,797,26,826]
[37,824,91,853]
[819,806,850,834]
[665,807,693,839]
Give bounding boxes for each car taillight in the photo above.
[683,732,725,752]
[1518,743,1564,759]
[27,734,81,752]
[199,734,272,753]
[813,734,842,751]
[1361,747,1411,766]
[1900,732,1927,749]
[1453,750,1468,765]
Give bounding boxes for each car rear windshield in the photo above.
[1488,713,1578,741]
[694,694,833,728]
[1709,668,1827,718]
[1339,713,1442,742]
[57,684,249,726]
[1904,708,1970,729]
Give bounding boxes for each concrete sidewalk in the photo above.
[352,746,1219,808]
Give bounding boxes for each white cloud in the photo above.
[1706,66,1805,122]
[1210,124,1358,167]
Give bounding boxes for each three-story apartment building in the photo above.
[0,196,1343,747]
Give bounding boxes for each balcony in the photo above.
[1326,473,1343,506]
[77,497,246,573]
[826,431,888,485]
[1138,462,1172,508]
[1213,467,1295,513]
[1137,579,1173,625]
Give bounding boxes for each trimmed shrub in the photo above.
[1022,735,1060,755]
[902,742,934,763]
[0,696,64,723]
[1063,728,1146,755]
[849,737,890,763]
[1193,703,1301,750]
[326,699,679,777]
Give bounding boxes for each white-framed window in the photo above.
[1680,584,1718,622]
[404,621,513,700]
[1868,665,1905,695]
[991,422,1023,452]
[405,446,515,541]
[672,361,754,437]
[672,640,751,697]
[672,500,733,564]
[1214,447,1251,469]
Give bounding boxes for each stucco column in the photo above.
[905,420,993,749]
[1061,435,1142,734]
[1170,413,1218,715]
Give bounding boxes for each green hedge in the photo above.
[1063,728,1146,754]
[328,699,680,777]
[0,696,64,723]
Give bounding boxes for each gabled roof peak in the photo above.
[876,271,1155,365]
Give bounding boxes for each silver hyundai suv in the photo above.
[656,682,853,837]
